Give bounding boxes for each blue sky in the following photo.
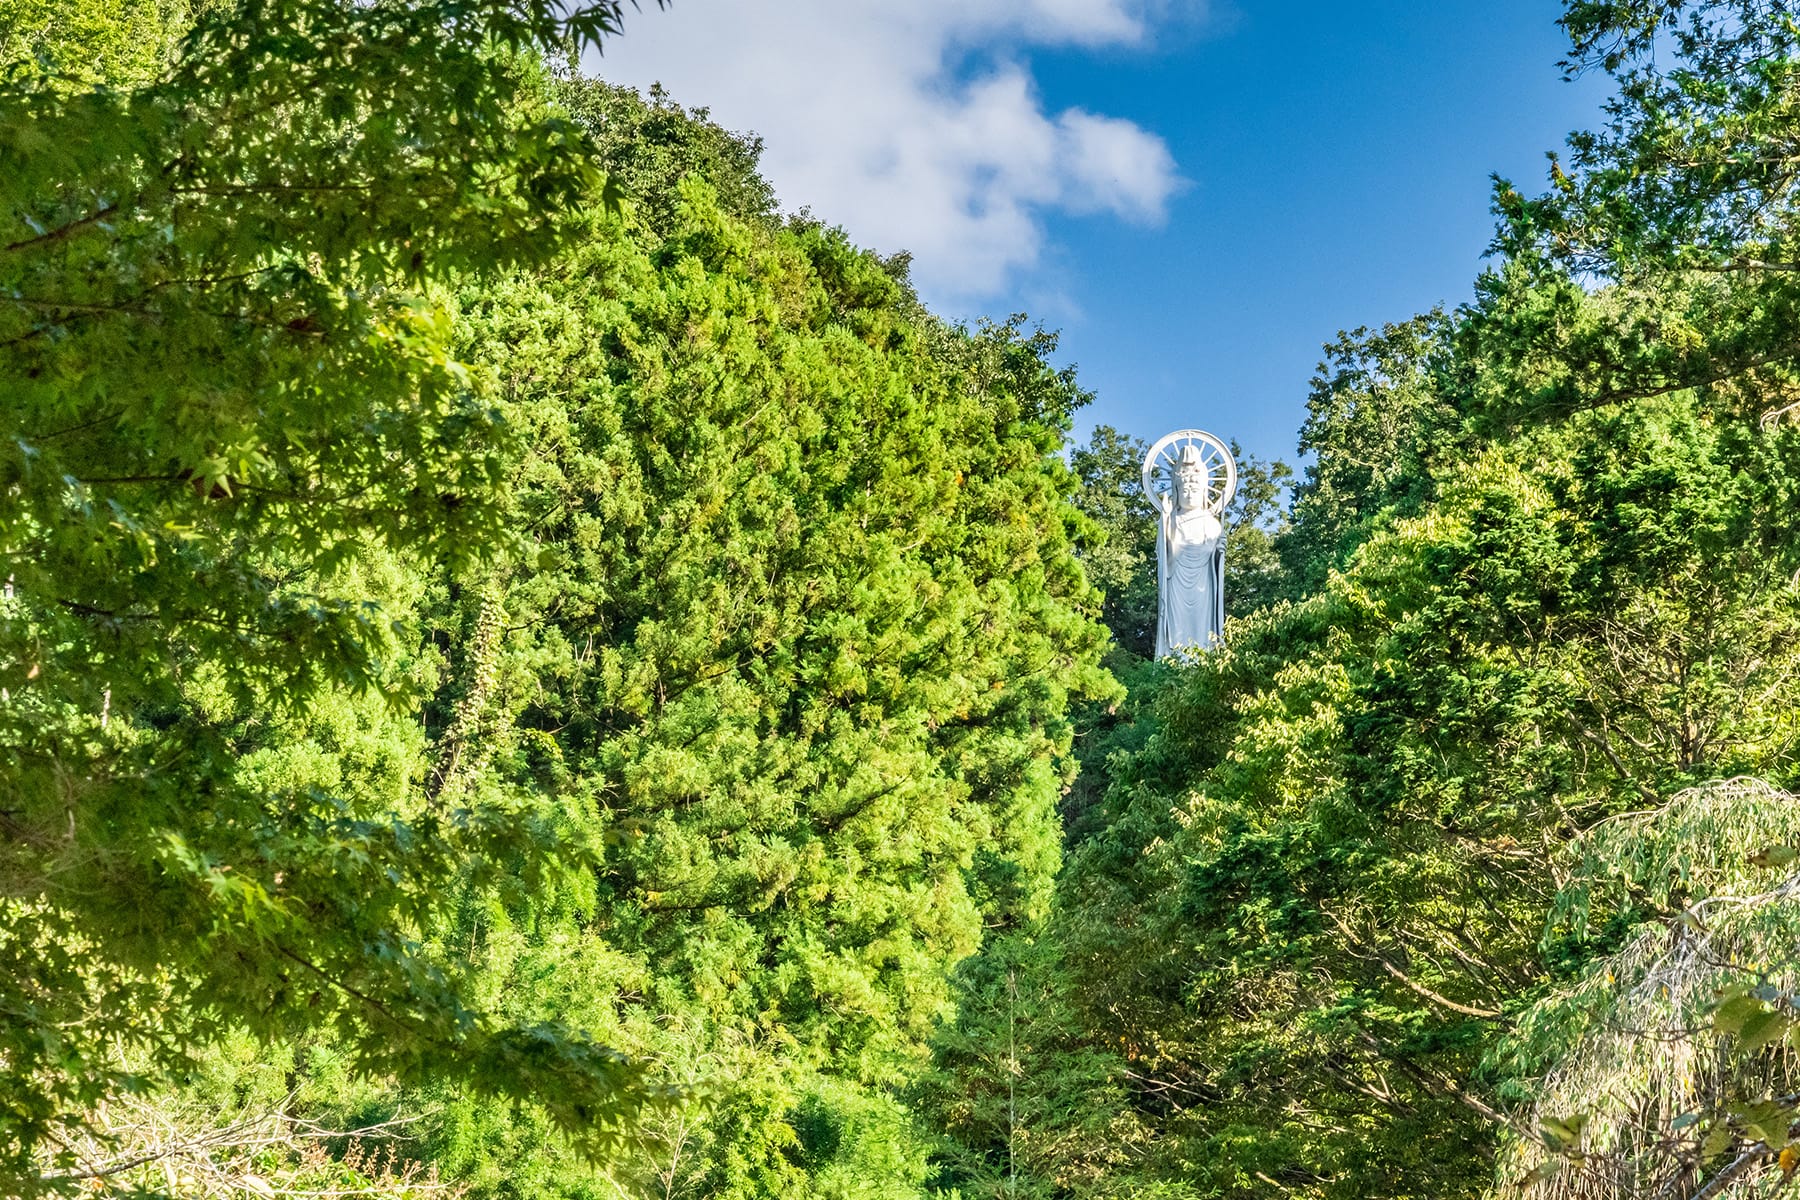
[593,1,1615,466]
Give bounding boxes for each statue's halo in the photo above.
[1142,429,1237,518]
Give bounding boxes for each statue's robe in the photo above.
[1156,504,1225,658]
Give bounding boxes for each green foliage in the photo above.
[1494,778,1800,1199]
[1038,375,1800,1197]
[1009,5,1800,1192]
[1071,426,1159,660]
[552,72,779,233]
[407,159,1116,1193]
[1279,311,1463,593]
[5,8,1118,1184]
[914,932,1154,1200]
[0,0,197,86]
[0,0,667,1188]
[1220,440,1294,619]
[24,2,1800,1199]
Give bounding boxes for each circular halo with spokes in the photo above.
[1141,429,1236,518]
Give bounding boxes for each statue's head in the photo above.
[1173,442,1209,513]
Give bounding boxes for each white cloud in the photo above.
[589,0,1191,305]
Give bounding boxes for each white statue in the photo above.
[1142,429,1236,657]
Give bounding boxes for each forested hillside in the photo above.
[981,4,1800,1196]
[6,1,1800,1199]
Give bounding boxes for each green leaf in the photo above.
[1717,995,1766,1037]
[1518,1159,1562,1186]
[1739,1008,1791,1055]
[1739,1100,1794,1151]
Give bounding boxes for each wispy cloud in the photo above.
[591,0,1195,306]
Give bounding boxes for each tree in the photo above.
[1032,1,1800,1186]
[1278,312,1463,594]
[1496,777,1800,1200]
[414,183,1118,1192]
[913,931,1150,1200]
[213,76,1120,1194]
[0,1,667,1187]
[1220,439,1294,617]
[551,72,779,233]
[1071,426,1158,659]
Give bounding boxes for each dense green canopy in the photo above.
[412,83,1117,1189]
[11,1,1800,1198]
[0,0,666,1182]
[951,3,1800,1197]
[1,10,1114,1193]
